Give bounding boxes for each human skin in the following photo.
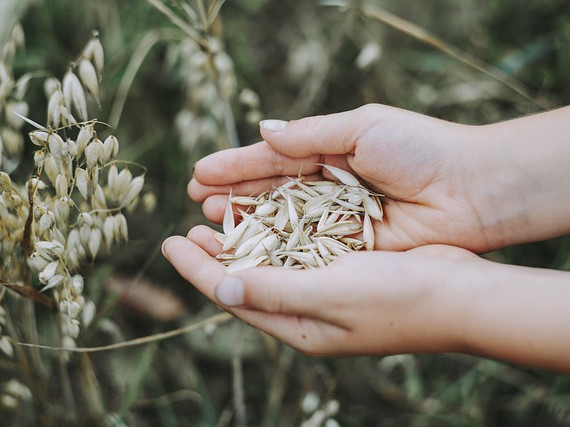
[162,229,570,373]
[163,104,570,372]
[188,104,570,252]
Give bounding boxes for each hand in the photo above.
[163,226,570,372]
[162,225,477,356]
[189,104,498,252]
[190,104,570,252]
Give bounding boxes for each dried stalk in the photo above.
[14,312,233,353]
[262,345,295,425]
[323,0,549,108]
[1,282,58,311]
[232,321,247,427]
[146,0,205,48]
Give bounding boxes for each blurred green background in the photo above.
[2,0,570,425]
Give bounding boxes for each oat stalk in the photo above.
[13,312,233,353]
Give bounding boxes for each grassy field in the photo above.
[1,0,570,425]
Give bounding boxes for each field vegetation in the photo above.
[1,0,570,425]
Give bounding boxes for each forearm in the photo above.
[464,106,570,248]
[454,260,570,373]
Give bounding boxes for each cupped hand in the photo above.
[162,225,481,356]
[189,104,497,252]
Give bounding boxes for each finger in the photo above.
[188,173,323,203]
[186,225,222,257]
[259,105,378,157]
[215,267,334,320]
[193,141,321,186]
[195,172,324,223]
[163,236,351,353]
[162,236,347,348]
[201,195,226,224]
[162,236,225,301]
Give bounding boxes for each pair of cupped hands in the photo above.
[162,104,570,370]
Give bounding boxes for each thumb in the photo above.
[259,105,377,158]
[215,266,329,317]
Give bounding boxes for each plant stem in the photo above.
[14,312,233,352]
[262,345,295,426]
[232,321,246,427]
[1,282,57,311]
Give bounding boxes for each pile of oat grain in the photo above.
[216,164,383,272]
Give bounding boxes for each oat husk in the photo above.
[216,165,383,273]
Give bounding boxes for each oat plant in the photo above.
[148,0,262,156]
[0,29,147,420]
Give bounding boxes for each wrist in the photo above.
[427,253,484,354]
[456,261,570,372]
[396,248,483,355]
[458,124,525,249]
[460,108,570,249]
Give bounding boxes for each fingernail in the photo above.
[161,236,176,257]
[215,276,244,306]
[260,119,288,132]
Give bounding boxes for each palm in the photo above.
[190,105,490,253]
[342,132,486,251]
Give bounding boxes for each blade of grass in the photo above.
[185,356,220,426]
[119,341,158,418]
[196,0,209,30]
[108,29,181,129]
[323,0,550,108]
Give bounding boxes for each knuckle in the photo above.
[243,281,284,313]
[341,105,381,151]
[270,150,285,176]
[264,286,284,313]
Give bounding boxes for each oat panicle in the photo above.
[0,33,150,354]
